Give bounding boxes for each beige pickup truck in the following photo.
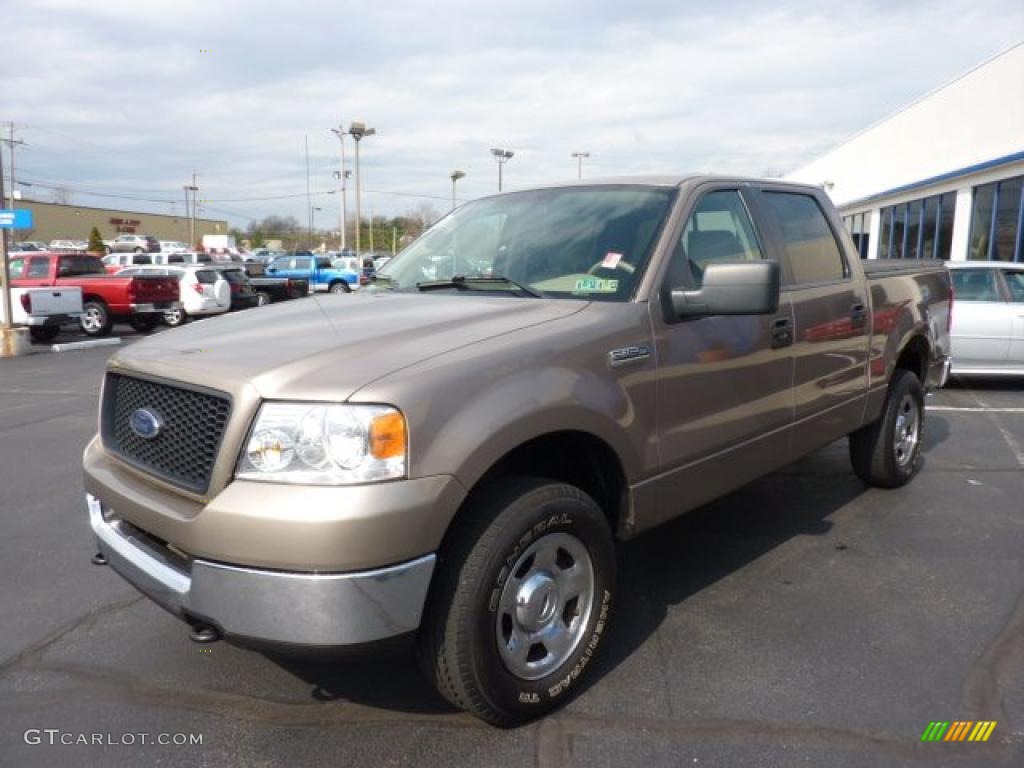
[84,176,951,725]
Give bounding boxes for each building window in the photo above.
[878,191,957,260]
[969,175,1023,262]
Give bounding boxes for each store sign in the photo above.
[110,217,141,233]
[0,209,33,229]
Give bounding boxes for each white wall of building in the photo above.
[788,42,1024,208]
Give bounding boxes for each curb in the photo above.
[51,338,123,353]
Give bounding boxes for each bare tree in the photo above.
[51,186,73,204]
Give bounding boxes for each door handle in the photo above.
[850,303,867,328]
[770,316,793,349]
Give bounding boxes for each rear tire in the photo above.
[255,291,271,306]
[29,326,60,343]
[329,281,350,294]
[129,315,159,333]
[80,300,112,337]
[417,477,615,726]
[849,369,924,488]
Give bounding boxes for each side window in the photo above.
[9,257,25,277]
[295,257,313,270]
[1003,270,1024,302]
[951,269,1000,302]
[762,192,847,284]
[27,257,51,278]
[665,190,763,288]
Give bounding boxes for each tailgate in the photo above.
[19,287,84,316]
[132,275,180,302]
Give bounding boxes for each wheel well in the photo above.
[895,335,929,382]
[464,431,628,536]
[82,295,106,307]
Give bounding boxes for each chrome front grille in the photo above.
[101,373,232,493]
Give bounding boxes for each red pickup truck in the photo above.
[9,252,180,337]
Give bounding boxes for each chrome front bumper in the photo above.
[87,493,436,646]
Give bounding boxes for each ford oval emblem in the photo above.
[129,408,163,440]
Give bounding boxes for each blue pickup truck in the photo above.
[265,253,359,294]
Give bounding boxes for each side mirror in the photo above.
[670,261,780,317]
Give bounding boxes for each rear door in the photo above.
[751,186,870,454]
[949,268,1012,369]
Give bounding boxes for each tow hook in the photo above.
[189,624,221,644]
[91,551,108,565]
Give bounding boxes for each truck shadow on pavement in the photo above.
[262,415,958,720]
[264,434,940,720]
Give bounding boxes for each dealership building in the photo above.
[11,198,226,244]
[788,42,1023,263]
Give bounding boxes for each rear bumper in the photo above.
[130,302,181,313]
[88,493,436,646]
[24,313,82,327]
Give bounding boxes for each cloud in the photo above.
[7,0,1023,226]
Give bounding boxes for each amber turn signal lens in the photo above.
[369,411,406,459]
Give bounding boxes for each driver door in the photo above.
[643,185,795,528]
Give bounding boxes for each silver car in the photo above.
[949,262,1024,376]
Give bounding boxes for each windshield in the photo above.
[378,185,675,300]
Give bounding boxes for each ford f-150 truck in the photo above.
[83,176,951,726]
[11,252,180,336]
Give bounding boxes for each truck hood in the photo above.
[110,292,587,401]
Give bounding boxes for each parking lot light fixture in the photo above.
[450,170,466,210]
[490,148,514,192]
[348,122,376,257]
[571,151,590,180]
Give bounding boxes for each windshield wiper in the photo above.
[416,274,544,298]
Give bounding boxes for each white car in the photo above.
[159,241,189,254]
[117,264,230,327]
[152,251,214,266]
[948,262,1024,376]
[49,239,81,251]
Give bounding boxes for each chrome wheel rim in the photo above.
[165,308,182,325]
[495,532,594,681]
[81,307,103,332]
[893,394,920,467]
[256,294,268,306]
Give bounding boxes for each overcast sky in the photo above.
[7,0,1024,229]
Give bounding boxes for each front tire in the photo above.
[418,477,615,726]
[163,306,188,327]
[849,369,924,488]
[255,291,271,306]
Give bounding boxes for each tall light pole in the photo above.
[450,170,465,210]
[571,151,590,180]
[490,148,513,192]
[184,174,198,247]
[347,121,375,257]
[330,126,350,251]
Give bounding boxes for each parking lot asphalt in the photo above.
[1,343,1022,767]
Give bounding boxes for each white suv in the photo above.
[117,265,230,326]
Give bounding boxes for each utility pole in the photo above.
[368,207,374,253]
[305,136,312,247]
[2,123,26,241]
[330,126,351,251]
[571,151,590,180]
[490,148,514,191]
[0,137,10,330]
[347,122,376,258]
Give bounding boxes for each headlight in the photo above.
[236,403,406,484]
